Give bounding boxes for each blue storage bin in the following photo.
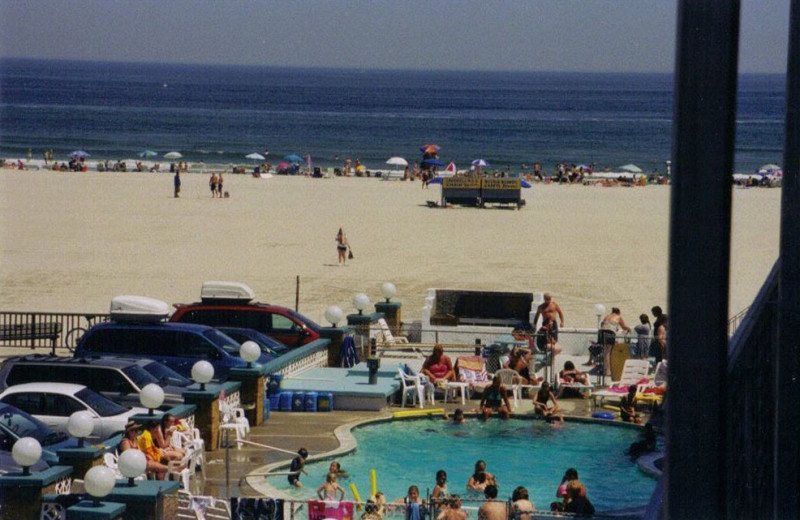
[279,391,294,411]
[262,397,270,420]
[291,392,305,412]
[317,392,334,412]
[304,391,318,412]
[267,374,283,396]
[269,393,281,410]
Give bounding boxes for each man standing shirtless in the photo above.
[534,293,565,334]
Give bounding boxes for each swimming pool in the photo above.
[268,417,657,512]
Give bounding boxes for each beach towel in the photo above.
[308,500,354,520]
[406,503,422,520]
[455,356,490,388]
[231,497,284,520]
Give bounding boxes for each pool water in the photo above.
[272,418,657,512]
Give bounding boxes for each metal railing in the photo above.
[0,311,110,354]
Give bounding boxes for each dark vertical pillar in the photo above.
[776,1,800,518]
[668,2,740,519]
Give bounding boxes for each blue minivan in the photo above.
[74,321,274,381]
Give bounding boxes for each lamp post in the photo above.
[192,360,214,391]
[380,282,397,303]
[11,437,41,476]
[117,449,147,487]
[67,410,94,448]
[139,384,165,416]
[240,340,261,368]
[83,465,116,507]
[324,305,344,327]
[352,293,370,315]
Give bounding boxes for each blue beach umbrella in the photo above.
[471,159,489,167]
[421,158,445,167]
[284,154,304,163]
[138,150,158,158]
[70,150,90,158]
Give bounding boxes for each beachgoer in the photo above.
[634,314,652,359]
[467,460,496,491]
[654,315,668,362]
[329,461,349,479]
[436,495,466,520]
[336,228,349,265]
[153,413,186,460]
[533,382,563,422]
[599,307,632,376]
[651,306,668,361]
[563,480,595,517]
[173,170,181,198]
[363,493,387,520]
[209,172,218,197]
[137,420,181,479]
[556,468,586,505]
[534,293,564,333]
[626,423,657,458]
[619,384,642,424]
[504,347,539,385]
[478,485,507,520]
[431,469,448,500]
[451,408,466,424]
[536,318,563,356]
[217,172,224,197]
[559,361,589,385]
[118,420,140,453]
[317,472,346,500]
[421,345,455,385]
[479,376,511,420]
[288,448,308,487]
[511,486,535,520]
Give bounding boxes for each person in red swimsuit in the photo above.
[421,345,455,384]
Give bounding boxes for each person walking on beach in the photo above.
[336,228,349,265]
[209,172,218,198]
[217,172,224,198]
[173,170,181,198]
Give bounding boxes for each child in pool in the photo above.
[288,448,309,487]
[317,472,346,500]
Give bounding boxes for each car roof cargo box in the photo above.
[110,295,171,322]
[200,281,256,303]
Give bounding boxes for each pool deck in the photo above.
[200,390,646,498]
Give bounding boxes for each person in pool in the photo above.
[533,382,563,423]
[288,448,308,487]
[467,460,497,491]
[478,485,507,520]
[329,461,349,479]
[511,486,535,520]
[431,469,448,500]
[317,472,346,501]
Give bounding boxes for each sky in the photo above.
[0,0,791,73]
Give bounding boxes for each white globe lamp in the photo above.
[192,360,215,390]
[594,303,607,328]
[240,340,261,368]
[84,465,116,505]
[118,448,147,487]
[67,411,94,448]
[353,293,370,315]
[324,305,344,327]
[12,437,42,476]
[380,282,397,302]
[139,384,165,415]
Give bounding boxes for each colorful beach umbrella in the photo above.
[70,150,90,158]
[758,163,781,172]
[472,159,489,167]
[164,151,183,159]
[284,154,304,163]
[420,144,440,154]
[138,150,158,158]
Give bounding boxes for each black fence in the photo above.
[0,311,110,354]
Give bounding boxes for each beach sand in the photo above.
[0,170,780,326]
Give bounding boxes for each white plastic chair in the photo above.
[219,401,249,448]
[172,430,205,472]
[493,368,526,409]
[398,367,432,408]
[377,318,409,345]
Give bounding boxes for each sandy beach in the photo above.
[0,170,781,327]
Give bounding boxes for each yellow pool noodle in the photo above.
[370,469,377,496]
[350,483,363,510]
[602,405,621,412]
[392,408,445,418]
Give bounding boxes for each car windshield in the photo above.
[121,365,159,389]
[142,361,191,387]
[75,388,128,417]
[203,329,241,355]
[0,405,67,445]
[287,309,321,330]
[219,328,288,356]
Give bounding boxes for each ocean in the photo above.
[0,58,786,173]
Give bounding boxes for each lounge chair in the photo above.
[376,318,409,345]
[452,355,492,402]
[591,359,651,408]
[636,360,667,408]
